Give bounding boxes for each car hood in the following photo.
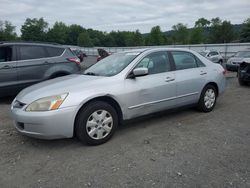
[16,74,105,104]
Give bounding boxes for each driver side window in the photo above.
[135,51,170,75]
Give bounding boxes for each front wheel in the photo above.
[75,101,118,145]
[197,85,217,112]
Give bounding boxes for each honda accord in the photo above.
[11,48,226,145]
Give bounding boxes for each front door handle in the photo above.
[165,77,175,82]
[0,65,12,69]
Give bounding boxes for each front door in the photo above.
[0,45,17,96]
[123,51,176,119]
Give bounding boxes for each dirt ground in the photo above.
[0,73,249,188]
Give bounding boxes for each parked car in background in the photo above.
[0,42,81,97]
[72,49,87,62]
[97,48,110,62]
[238,58,250,86]
[11,48,226,145]
[226,50,250,72]
[199,50,223,64]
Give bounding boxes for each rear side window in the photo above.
[0,46,13,62]
[171,51,198,70]
[46,47,64,57]
[195,57,206,67]
[19,45,47,60]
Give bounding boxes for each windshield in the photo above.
[84,52,140,76]
[235,51,250,57]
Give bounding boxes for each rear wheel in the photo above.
[238,69,248,86]
[197,85,217,112]
[75,101,118,145]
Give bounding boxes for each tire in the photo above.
[238,78,248,86]
[197,85,217,112]
[75,101,118,145]
[51,73,68,79]
[219,59,223,65]
[238,70,248,86]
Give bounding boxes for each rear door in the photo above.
[16,45,51,87]
[0,45,18,94]
[170,51,207,106]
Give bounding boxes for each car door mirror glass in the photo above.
[132,67,148,77]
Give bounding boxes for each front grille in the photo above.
[13,100,26,109]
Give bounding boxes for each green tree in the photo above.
[172,23,189,44]
[195,18,210,28]
[77,32,93,47]
[240,18,250,42]
[21,18,48,41]
[147,26,165,45]
[46,22,68,44]
[209,18,235,43]
[189,27,203,44]
[0,20,17,41]
[66,24,85,45]
[132,30,145,46]
[102,34,115,47]
[189,18,211,44]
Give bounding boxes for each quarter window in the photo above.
[19,45,47,60]
[171,51,198,70]
[136,51,171,74]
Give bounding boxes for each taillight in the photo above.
[67,57,80,65]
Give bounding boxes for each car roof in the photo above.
[121,48,197,54]
[0,41,65,48]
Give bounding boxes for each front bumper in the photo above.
[11,105,78,139]
[226,63,239,72]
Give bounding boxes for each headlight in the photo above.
[26,93,68,112]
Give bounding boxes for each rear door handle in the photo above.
[165,77,175,82]
[0,65,12,69]
[200,72,207,75]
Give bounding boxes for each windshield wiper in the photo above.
[84,72,99,76]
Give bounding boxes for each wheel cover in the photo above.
[86,110,113,140]
[204,89,216,109]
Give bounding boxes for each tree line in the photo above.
[0,17,250,47]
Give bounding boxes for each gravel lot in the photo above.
[0,73,249,188]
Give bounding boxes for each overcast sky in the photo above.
[1,0,250,35]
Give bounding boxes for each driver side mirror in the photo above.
[128,67,148,78]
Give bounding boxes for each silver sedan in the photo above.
[11,48,226,145]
